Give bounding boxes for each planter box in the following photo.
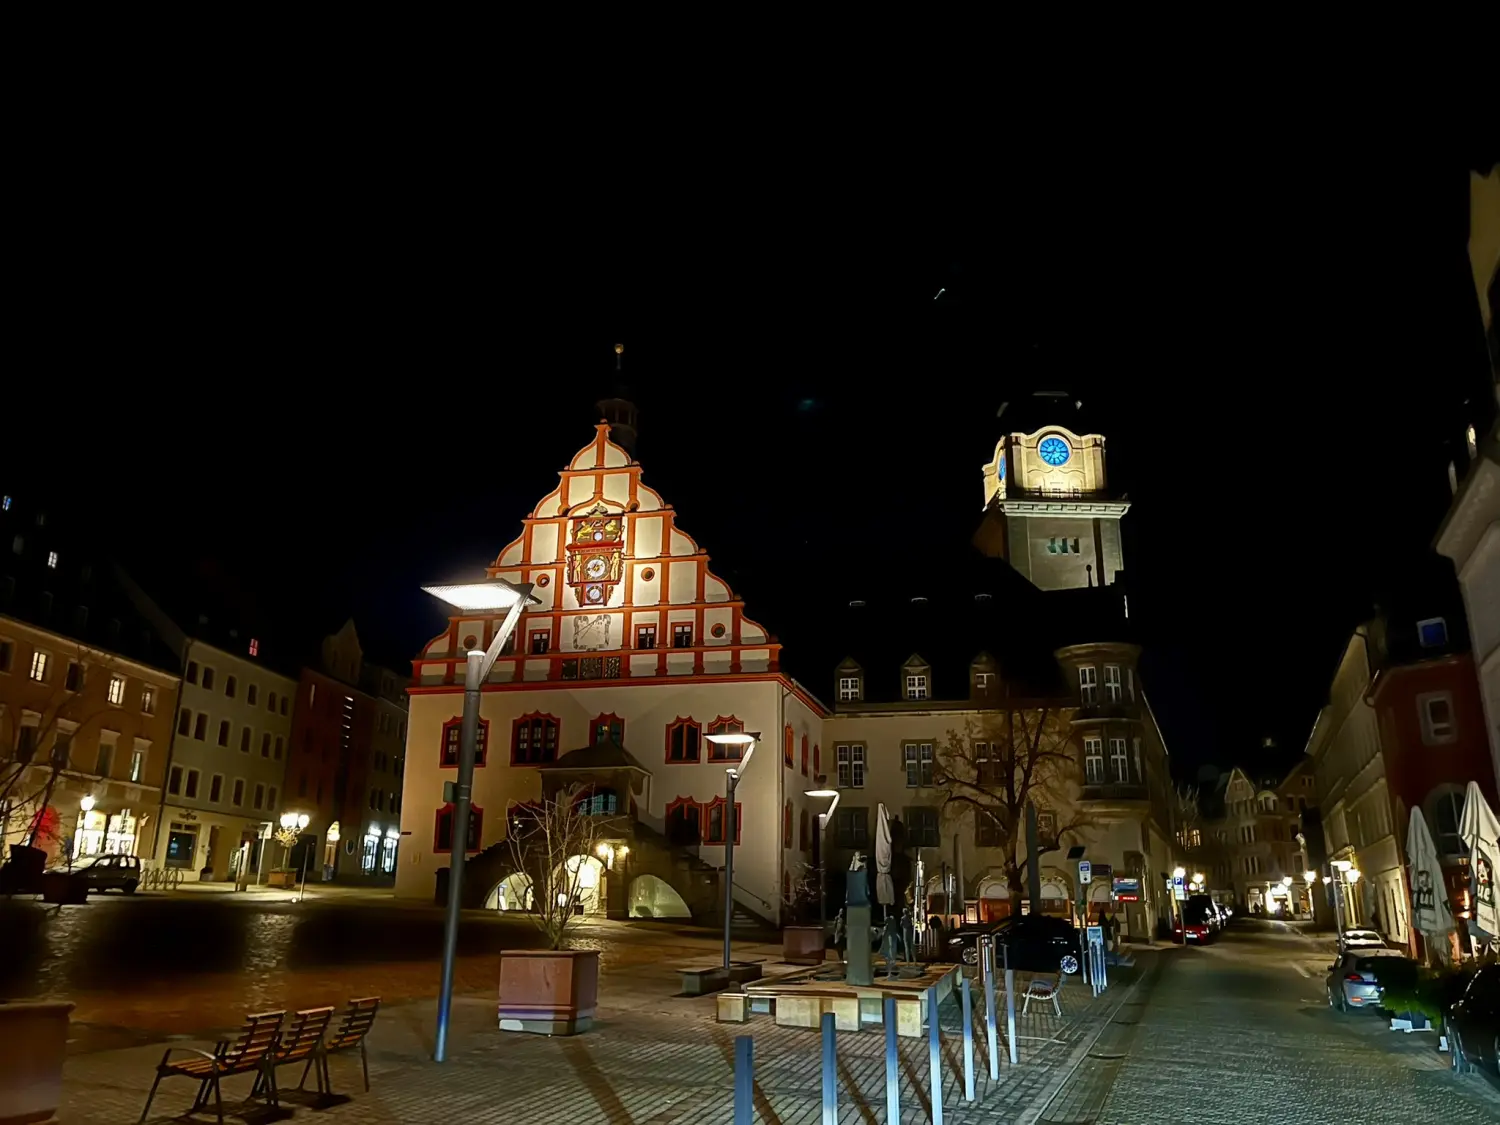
[40,872,88,905]
[266,871,298,888]
[0,1000,74,1125]
[782,925,826,965]
[1389,1011,1432,1033]
[499,949,599,1036]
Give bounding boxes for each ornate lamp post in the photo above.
[422,577,537,1063]
[705,730,759,972]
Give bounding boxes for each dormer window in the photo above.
[974,672,994,691]
[838,676,862,702]
[905,673,929,701]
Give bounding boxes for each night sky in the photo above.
[9,153,1493,784]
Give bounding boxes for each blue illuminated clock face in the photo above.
[1038,436,1071,466]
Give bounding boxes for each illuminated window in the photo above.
[1109,737,1129,781]
[1416,617,1448,649]
[905,674,929,701]
[107,674,125,706]
[248,638,259,656]
[838,676,862,701]
[589,714,624,744]
[1104,665,1122,702]
[442,716,490,766]
[130,749,144,782]
[1078,665,1098,705]
[1084,737,1104,783]
[973,672,994,692]
[903,742,933,787]
[29,650,48,682]
[47,550,58,569]
[529,630,551,655]
[1,496,8,510]
[666,717,701,762]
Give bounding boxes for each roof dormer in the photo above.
[901,654,931,702]
[835,658,864,704]
[970,652,999,701]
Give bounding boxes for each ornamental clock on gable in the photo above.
[565,501,625,606]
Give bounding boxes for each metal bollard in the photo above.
[884,996,900,1122]
[821,1011,837,1124]
[1004,940,1017,1065]
[928,985,944,1125]
[733,1036,753,1125]
[982,937,999,1080]
[961,975,975,1100]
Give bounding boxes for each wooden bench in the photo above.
[1022,971,1063,1017]
[253,1005,336,1099]
[677,959,766,995]
[306,997,381,1094]
[140,1010,284,1124]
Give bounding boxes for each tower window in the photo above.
[1045,537,1081,555]
[1416,617,1447,649]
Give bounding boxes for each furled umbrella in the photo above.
[875,803,895,910]
[1406,805,1455,947]
[1459,780,1500,946]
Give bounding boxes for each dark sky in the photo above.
[8,148,1493,783]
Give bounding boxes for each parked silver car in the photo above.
[1327,948,1405,1013]
[1338,928,1390,953]
[75,854,141,894]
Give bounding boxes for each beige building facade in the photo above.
[0,615,180,865]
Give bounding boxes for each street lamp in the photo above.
[1304,870,1316,920]
[279,812,311,901]
[1280,875,1293,919]
[804,782,841,946]
[73,794,97,864]
[423,576,538,1063]
[705,730,759,972]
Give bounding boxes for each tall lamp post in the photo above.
[423,577,538,1063]
[278,812,311,899]
[804,781,841,942]
[1304,870,1317,922]
[705,730,759,973]
[1280,875,1294,918]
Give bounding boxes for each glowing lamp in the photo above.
[1304,871,1316,885]
[421,578,536,613]
[80,794,96,813]
[1172,866,1186,880]
[1281,875,1293,887]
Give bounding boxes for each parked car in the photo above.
[1450,962,1500,1080]
[1186,895,1221,935]
[1338,929,1390,953]
[1173,900,1217,944]
[949,914,1083,974]
[72,854,141,894]
[1326,948,1406,1013]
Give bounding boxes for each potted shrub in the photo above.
[498,785,603,1035]
[782,862,826,964]
[266,868,298,888]
[0,1000,73,1124]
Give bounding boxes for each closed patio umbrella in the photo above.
[875,803,894,909]
[1459,780,1500,945]
[1406,805,1454,945]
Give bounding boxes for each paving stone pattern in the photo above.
[59,967,1137,1124]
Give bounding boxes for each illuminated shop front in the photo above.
[70,799,141,860]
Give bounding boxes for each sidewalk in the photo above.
[60,955,1151,1124]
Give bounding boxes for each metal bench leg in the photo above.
[1050,992,1061,1017]
[138,1072,163,1123]
[299,1055,316,1090]
[361,1041,370,1092]
[1022,992,1032,1016]
[190,1076,212,1112]
[211,1074,225,1125]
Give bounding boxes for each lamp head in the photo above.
[1281,875,1293,887]
[1304,870,1317,884]
[79,794,96,813]
[421,578,537,613]
[1172,866,1186,880]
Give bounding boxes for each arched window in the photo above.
[442,716,490,767]
[665,797,702,846]
[1428,787,1466,857]
[706,716,744,761]
[801,734,809,776]
[784,725,794,767]
[434,803,484,854]
[666,717,701,763]
[512,713,558,765]
[813,743,820,777]
[704,796,741,845]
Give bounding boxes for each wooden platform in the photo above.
[740,962,959,1038]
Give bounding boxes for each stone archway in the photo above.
[628,873,693,919]
[485,872,534,911]
[559,854,606,916]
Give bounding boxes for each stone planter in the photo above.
[39,873,87,905]
[0,1000,73,1125]
[498,949,599,1036]
[782,925,826,965]
[266,871,298,888]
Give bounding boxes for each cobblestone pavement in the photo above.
[58,954,1148,1123]
[1032,922,1500,1125]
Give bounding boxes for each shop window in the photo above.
[434,803,484,853]
[442,716,490,767]
[666,717,701,763]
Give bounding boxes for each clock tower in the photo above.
[973,394,1130,591]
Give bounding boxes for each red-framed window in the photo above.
[784,801,793,849]
[783,725,794,768]
[441,717,489,767]
[666,717,702,763]
[801,734,809,776]
[703,796,742,845]
[706,715,745,761]
[665,796,703,845]
[512,713,559,765]
[589,713,625,745]
[434,803,484,854]
[800,809,810,851]
[528,629,551,655]
[673,623,693,648]
[813,743,821,777]
[636,625,657,649]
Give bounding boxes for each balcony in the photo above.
[1081,782,1149,804]
[1073,700,1136,721]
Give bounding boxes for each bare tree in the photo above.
[1,642,130,853]
[933,704,1086,902]
[505,785,605,950]
[1173,785,1228,884]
